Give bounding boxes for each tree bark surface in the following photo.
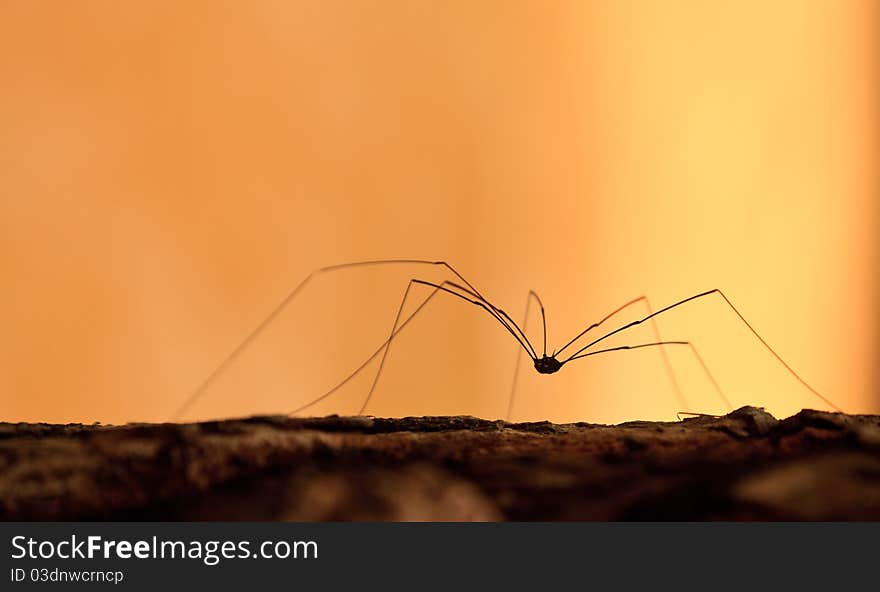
[2,407,879,520]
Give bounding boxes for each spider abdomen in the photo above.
[534,355,562,375]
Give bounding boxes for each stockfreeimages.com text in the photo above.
[11,535,318,566]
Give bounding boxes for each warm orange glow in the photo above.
[1,2,876,424]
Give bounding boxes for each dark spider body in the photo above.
[534,355,563,375]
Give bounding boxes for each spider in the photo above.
[174,259,841,420]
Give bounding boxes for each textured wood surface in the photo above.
[2,407,879,520]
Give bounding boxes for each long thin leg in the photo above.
[355,281,420,415]
[416,260,537,358]
[556,295,650,357]
[569,340,690,356]
[641,297,687,409]
[290,278,535,415]
[415,280,536,359]
[563,289,841,412]
[506,290,545,421]
[357,279,526,415]
[685,342,732,410]
[291,279,465,415]
[538,293,548,357]
[567,340,731,411]
[554,295,689,410]
[173,258,533,420]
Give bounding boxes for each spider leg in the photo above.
[567,340,690,356]
[292,278,517,415]
[555,295,691,411]
[352,278,535,415]
[563,289,840,412]
[566,340,731,411]
[506,290,545,421]
[173,258,534,420]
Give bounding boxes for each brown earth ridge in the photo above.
[2,407,879,521]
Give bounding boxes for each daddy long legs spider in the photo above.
[174,259,841,421]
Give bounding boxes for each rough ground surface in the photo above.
[2,407,879,521]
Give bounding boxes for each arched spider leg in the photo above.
[174,258,535,419]
[563,288,840,412]
[555,296,685,408]
[507,290,546,421]
[566,340,731,411]
[291,278,536,415]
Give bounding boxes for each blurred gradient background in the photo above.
[1,1,877,424]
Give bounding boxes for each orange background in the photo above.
[1,1,877,424]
